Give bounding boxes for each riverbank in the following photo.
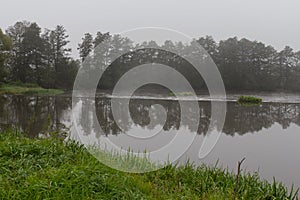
[0,131,298,199]
[0,83,64,95]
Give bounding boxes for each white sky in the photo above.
[1,0,300,58]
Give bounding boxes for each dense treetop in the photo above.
[1,21,300,91]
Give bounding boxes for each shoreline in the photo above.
[0,84,64,95]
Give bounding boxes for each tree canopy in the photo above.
[0,28,12,83]
[4,21,78,89]
[1,21,300,92]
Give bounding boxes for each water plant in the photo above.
[238,95,262,105]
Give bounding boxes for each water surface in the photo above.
[0,94,299,188]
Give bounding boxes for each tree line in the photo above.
[0,21,78,89]
[1,21,300,91]
[78,32,300,92]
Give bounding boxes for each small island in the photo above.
[237,96,262,105]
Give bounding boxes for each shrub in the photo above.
[237,96,262,105]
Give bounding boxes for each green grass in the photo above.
[0,130,298,199]
[237,96,262,105]
[169,92,194,97]
[0,83,64,95]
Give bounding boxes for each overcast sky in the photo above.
[1,0,300,58]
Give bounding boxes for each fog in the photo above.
[1,0,300,58]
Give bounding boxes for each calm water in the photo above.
[0,94,300,188]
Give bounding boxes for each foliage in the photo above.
[78,33,300,92]
[0,131,298,199]
[2,21,300,92]
[78,33,93,62]
[238,96,262,105]
[5,21,78,90]
[0,28,12,83]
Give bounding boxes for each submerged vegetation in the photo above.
[0,130,298,199]
[237,96,262,105]
[0,83,64,95]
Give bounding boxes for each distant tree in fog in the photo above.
[0,28,12,83]
[2,20,300,92]
[76,31,300,92]
[78,33,93,62]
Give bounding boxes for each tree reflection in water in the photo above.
[1,95,300,137]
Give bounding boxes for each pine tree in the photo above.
[78,33,93,62]
[0,29,12,83]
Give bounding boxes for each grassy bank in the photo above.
[0,131,298,199]
[0,83,64,95]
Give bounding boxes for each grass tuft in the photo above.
[237,95,262,106]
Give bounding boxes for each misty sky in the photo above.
[1,0,300,58]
